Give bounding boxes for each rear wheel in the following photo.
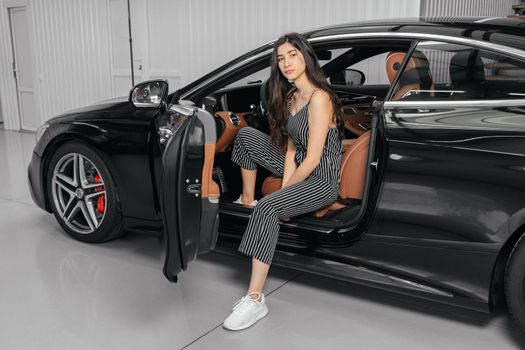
[46,142,124,243]
[505,233,525,332]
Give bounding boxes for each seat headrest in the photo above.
[450,50,485,86]
[386,51,407,84]
[386,51,433,91]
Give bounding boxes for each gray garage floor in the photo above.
[2,128,525,350]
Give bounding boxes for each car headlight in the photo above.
[35,123,50,143]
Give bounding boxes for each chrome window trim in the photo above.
[384,99,525,109]
[399,89,466,99]
[180,32,525,100]
[308,32,525,60]
[169,104,196,116]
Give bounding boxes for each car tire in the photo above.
[46,142,125,243]
[505,233,525,332]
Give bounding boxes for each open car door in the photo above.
[160,105,219,282]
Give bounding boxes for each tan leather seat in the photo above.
[386,50,434,100]
[261,130,371,217]
[261,138,358,196]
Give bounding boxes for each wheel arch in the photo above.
[489,221,525,310]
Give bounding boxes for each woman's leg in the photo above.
[231,127,285,203]
[239,177,338,295]
[224,178,337,330]
[247,258,270,300]
[223,256,270,330]
[240,168,257,205]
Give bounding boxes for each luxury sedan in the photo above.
[28,17,525,332]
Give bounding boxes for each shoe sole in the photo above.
[223,307,269,331]
[233,196,258,207]
[233,201,257,207]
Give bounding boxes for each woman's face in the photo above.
[277,42,306,81]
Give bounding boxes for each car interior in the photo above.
[386,43,525,101]
[168,38,525,246]
[196,41,414,240]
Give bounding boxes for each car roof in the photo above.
[305,17,525,50]
[176,17,525,102]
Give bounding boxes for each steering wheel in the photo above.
[258,79,269,120]
[244,79,269,133]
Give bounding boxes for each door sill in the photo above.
[219,201,334,234]
[219,199,362,230]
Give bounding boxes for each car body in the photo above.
[28,17,525,331]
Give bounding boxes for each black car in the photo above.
[28,17,525,331]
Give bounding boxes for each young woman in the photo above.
[223,32,344,331]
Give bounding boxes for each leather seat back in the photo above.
[339,130,370,200]
[261,130,371,201]
[449,50,486,98]
[386,50,434,100]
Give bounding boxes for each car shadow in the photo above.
[114,232,525,346]
[36,229,525,347]
[200,249,525,347]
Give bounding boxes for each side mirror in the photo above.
[344,69,365,86]
[330,69,365,86]
[129,80,168,108]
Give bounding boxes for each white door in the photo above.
[108,0,144,97]
[9,6,38,131]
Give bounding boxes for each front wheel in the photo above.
[46,142,124,243]
[505,233,525,332]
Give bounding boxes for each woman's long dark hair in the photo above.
[268,32,345,151]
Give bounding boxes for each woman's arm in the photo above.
[281,91,332,189]
[281,138,297,188]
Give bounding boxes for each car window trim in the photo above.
[180,32,525,101]
[384,99,525,109]
[308,32,525,60]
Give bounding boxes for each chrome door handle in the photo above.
[187,183,201,196]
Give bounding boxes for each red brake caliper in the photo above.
[94,174,105,214]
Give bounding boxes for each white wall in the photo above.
[421,0,519,17]
[0,0,422,130]
[112,0,422,94]
[4,0,518,131]
[0,91,4,124]
[0,0,112,130]
[0,1,22,130]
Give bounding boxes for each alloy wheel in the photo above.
[51,153,107,234]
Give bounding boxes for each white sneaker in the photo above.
[223,292,268,331]
[233,195,258,207]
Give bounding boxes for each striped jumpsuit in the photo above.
[231,90,343,265]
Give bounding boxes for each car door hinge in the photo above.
[158,126,174,144]
[370,160,378,170]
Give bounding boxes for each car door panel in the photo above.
[357,99,525,303]
[379,102,525,241]
[161,105,218,282]
[332,42,525,303]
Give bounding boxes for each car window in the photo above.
[340,52,390,86]
[223,48,348,89]
[222,43,411,93]
[225,67,270,88]
[224,47,376,89]
[392,40,525,100]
